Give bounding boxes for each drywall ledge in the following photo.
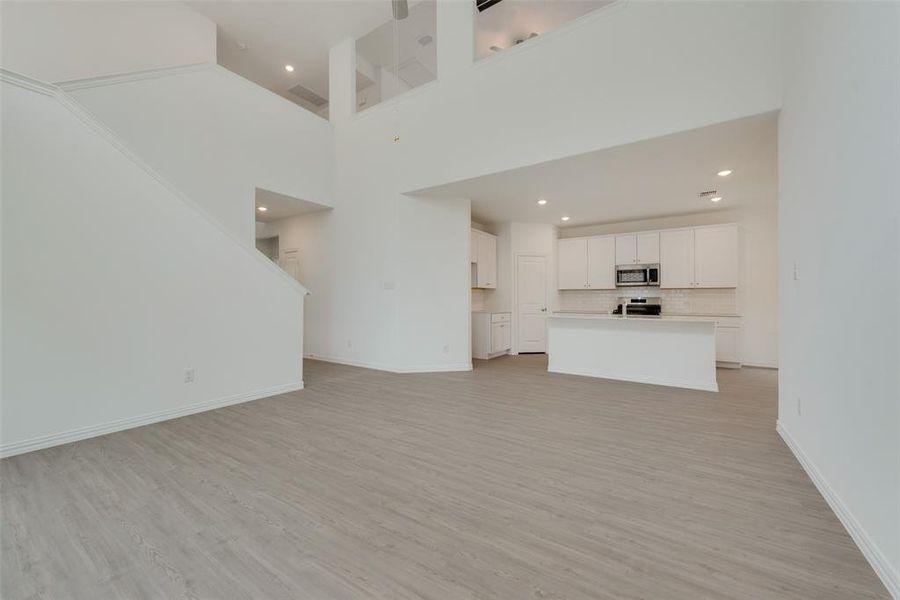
[1,382,304,459]
[778,422,899,598]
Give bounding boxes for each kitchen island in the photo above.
[547,313,718,392]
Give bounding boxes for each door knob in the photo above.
[540,307,547,312]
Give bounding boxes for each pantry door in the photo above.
[516,255,548,353]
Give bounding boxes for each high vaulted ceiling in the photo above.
[414,113,778,227]
[186,0,396,111]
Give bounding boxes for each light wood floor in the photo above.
[2,356,888,599]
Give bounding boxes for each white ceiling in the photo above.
[186,0,396,110]
[254,187,330,223]
[413,113,778,227]
[475,0,615,60]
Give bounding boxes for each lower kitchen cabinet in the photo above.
[473,312,511,359]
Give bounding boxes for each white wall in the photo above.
[0,1,216,82]
[398,0,784,192]
[1,76,305,456]
[64,65,334,244]
[316,1,784,374]
[778,2,900,595]
[561,204,779,368]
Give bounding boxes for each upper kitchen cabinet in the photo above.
[694,225,738,288]
[586,236,616,289]
[660,224,738,288]
[471,229,497,289]
[615,232,660,265]
[659,229,695,288]
[558,238,588,289]
[557,236,615,290]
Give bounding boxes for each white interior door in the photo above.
[516,255,548,353]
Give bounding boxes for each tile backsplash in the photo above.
[559,287,738,315]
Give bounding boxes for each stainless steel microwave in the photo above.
[615,264,660,287]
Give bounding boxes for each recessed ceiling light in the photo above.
[717,169,732,177]
[537,199,548,205]
[257,206,268,212]
[710,196,723,203]
[284,64,294,72]
[561,216,570,221]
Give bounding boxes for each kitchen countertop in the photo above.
[554,311,741,318]
[549,312,719,324]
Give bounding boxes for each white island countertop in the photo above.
[547,312,718,391]
[549,312,720,324]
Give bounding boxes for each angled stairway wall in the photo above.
[1,71,307,457]
[59,64,334,244]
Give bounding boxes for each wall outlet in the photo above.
[184,368,196,384]
[442,344,449,354]
[793,261,800,281]
[346,339,352,349]
[796,396,801,416]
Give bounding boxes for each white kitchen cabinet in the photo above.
[636,232,660,264]
[557,238,588,289]
[471,230,497,289]
[659,229,695,288]
[473,312,511,359]
[557,236,615,289]
[615,232,659,265]
[694,225,738,288]
[615,235,636,266]
[491,322,511,354]
[659,225,738,289]
[586,236,616,289]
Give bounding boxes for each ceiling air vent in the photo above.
[287,83,328,107]
[476,0,504,13]
[698,190,718,199]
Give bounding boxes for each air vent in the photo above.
[698,190,718,199]
[476,0,504,12]
[287,83,328,107]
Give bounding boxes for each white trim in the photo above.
[777,421,900,599]
[741,362,778,370]
[0,69,57,95]
[0,382,304,459]
[305,354,472,374]
[548,366,718,392]
[1,67,309,296]
[55,62,214,90]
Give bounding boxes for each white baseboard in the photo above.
[742,362,779,369]
[1,381,304,459]
[777,421,899,599]
[305,354,472,374]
